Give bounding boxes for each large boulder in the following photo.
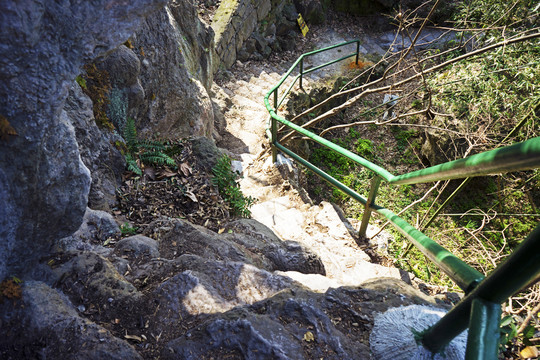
[100,0,218,140]
[142,218,325,274]
[162,278,440,359]
[0,0,167,279]
[0,281,142,359]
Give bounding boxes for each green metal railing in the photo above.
[264,40,540,358]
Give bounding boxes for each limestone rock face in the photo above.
[104,1,217,140]
[0,0,167,279]
[162,278,437,359]
[213,0,274,68]
[0,281,142,360]
[65,83,126,211]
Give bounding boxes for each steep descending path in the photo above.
[214,57,406,291]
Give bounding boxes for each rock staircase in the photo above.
[214,60,406,292]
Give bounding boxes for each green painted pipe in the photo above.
[275,143,368,205]
[391,137,540,185]
[274,115,395,181]
[465,299,501,360]
[375,207,485,292]
[422,224,540,353]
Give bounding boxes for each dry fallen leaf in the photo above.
[180,162,192,177]
[520,346,538,359]
[0,115,17,141]
[185,190,198,202]
[144,167,156,181]
[124,334,143,342]
[218,228,226,234]
[158,168,177,179]
[303,331,314,342]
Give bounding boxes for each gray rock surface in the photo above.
[153,254,297,328]
[0,281,142,360]
[0,0,167,279]
[212,0,276,68]
[65,83,126,211]
[50,251,142,307]
[190,136,223,171]
[115,235,160,259]
[127,2,216,139]
[162,278,438,359]
[144,218,325,274]
[59,207,120,253]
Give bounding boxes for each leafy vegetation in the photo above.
[120,222,138,236]
[123,117,178,176]
[212,155,256,218]
[284,1,539,355]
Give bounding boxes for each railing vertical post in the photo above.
[465,298,501,360]
[271,89,278,163]
[359,175,381,238]
[355,41,360,65]
[299,58,304,90]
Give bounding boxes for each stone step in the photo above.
[219,57,407,289]
[231,93,265,112]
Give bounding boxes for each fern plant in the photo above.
[123,117,177,175]
[212,155,256,218]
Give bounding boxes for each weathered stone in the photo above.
[50,251,142,307]
[169,1,216,90]
[421,129,453,166]
[305,0,326,25]
[153,254,296,329]
[225,218,326,274]
[115,235,160,259]
[212,0,277,69]
[143,217,325,274]
[0,0,167,279]
[163,278,437,359]
[100,45,141,88]
[59,207,120,253]
[127,2,216,139]
[190,136,223,171]
[96,45,146,129]
[0,281,142,360]
[65,83,125,211]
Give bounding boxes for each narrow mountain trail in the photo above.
[214,56,408,292]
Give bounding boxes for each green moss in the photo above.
[80,64,114,131]
[212,0,239,44]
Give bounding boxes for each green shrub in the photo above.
[212,155,256,218]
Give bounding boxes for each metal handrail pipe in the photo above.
[277,74,301,110]
[421,223,540,353]
[375,207,485,292]
[300,39,361,58]
[277,141,484,292]
[275,143,368,205]
[273,114,395,181]
[264,40,361,109]
[301,52,358,76]
[270,115,540,187]
[390,137,540,185]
